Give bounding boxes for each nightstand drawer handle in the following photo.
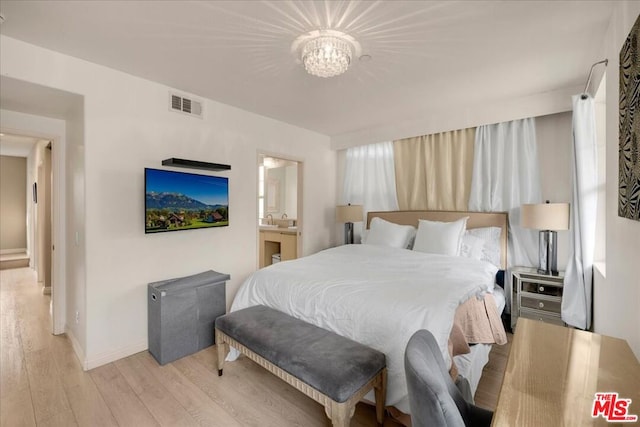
[539,286,545,292]
[539,302,545,308]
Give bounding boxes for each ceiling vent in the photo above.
[169,92,203,118]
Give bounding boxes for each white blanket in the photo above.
[229,244,497,412]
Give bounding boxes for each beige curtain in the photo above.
[394,128,475,211]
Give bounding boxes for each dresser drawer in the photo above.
[520,307,565,326]
[521,281,562,297]
[521,294,561,314]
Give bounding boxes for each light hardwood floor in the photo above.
[0,267,511,426]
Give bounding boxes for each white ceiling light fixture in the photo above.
[292,30,361,78]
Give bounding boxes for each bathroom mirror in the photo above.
[258,155,298,225]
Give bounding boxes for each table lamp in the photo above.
[335,204,363,245]
[521,201,570,276]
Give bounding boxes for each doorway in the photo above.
[257,153,303,268]
[0,129,61,335]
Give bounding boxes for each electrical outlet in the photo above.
[75,311,79,324]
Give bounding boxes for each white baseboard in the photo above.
[65,327,87,370]
[85,341,148,371]
[0,248,27,255]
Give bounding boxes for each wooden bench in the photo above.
[215,305,387,427]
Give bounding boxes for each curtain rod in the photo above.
[581,59,608,99]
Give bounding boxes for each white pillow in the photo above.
[465,226,502,268]
[412,217,468,256]
[460,233,485,260]
[364,217,416,249]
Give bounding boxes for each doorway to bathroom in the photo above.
[257,153,302,268]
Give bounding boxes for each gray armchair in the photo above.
[404,330,493,427]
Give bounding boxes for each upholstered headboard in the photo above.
[366,210,508,269]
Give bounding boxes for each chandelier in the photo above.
[293,30,361,78]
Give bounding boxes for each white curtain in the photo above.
[562,95,597,330]
[343,141,399,221]
[468,118,541,267]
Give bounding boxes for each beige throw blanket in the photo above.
[454,293,508,346]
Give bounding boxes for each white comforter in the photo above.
[229,244,497,412]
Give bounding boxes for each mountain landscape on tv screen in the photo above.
[145,192,228,232]
[146,192,226,210]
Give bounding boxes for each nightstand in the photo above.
[510,267,565,331]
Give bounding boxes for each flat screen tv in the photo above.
[145,168,229,233]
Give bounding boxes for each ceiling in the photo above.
[0,1,614,139]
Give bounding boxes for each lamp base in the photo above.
[537,230,559,276]
[344,222,354,245]
[537,268,561,277]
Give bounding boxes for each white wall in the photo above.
[595,1,640,358]
[1,35,336,368]
[64,102,86,355]
[331,85,579,150]
[536,112,573,269]
[27,140,52,288]
[594,79,607,265]
[0,155,27,251]
[26,141,44,267]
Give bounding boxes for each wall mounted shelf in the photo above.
[162,158,231,172]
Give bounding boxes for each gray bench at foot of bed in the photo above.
[215,305,387,427]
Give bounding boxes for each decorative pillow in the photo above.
[364,217,416,249]
[412,217,468,256]
[460,233,485,260]
[465,226,502,268]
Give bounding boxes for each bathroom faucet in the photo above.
[266,214,273,225]
[281,213,287,219]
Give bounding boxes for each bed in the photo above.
[229,210,508,417]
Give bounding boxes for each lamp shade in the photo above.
[336,205,363,223]
[521,203,570,231]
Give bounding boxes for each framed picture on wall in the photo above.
[619,14,640,221]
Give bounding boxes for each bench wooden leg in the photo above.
[374,369,387,426]
[216,329,227,376]
[327,401,352,427]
